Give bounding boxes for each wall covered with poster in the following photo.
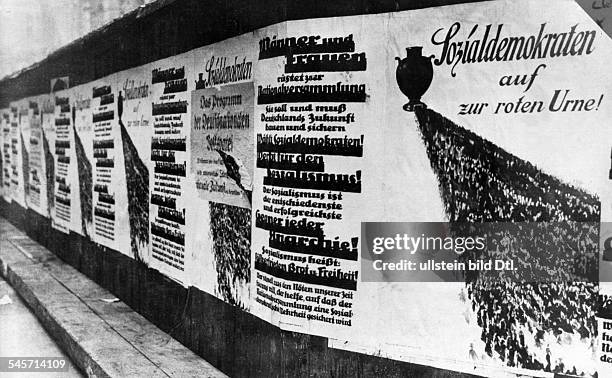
[0,0,610,377]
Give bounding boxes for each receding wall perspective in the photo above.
[0,0,611,377]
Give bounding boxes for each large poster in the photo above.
[39,95,56,220]
[70,83,94,238]
[52,90,73,233]
[188,33,255,308]
[26,96,48,216]
[1,108,10,203]
[90,75,131,250]
[149,52,194,284]
[9,101,27,207]
[115,64,152,261]
[324,1,611,377]
[250,18,382,335]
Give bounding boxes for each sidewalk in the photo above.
[0,275,83,377]
[0,217,226,378]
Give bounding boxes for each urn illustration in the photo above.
[395,47,434,111]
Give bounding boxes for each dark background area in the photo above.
[0,0,489,107]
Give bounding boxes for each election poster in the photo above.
[250,16,385,336]
[114,64,153,261]
[0,110,3,200]
[70,83,94,238]
[323,1,611,377]
[39,95,56,221]
[1,108,10,203]
[188,33,255,309]
[26,95,48,216]
[52,89,74,234]
[9,101,27,208]
[148,51,194,284]
[90,75,132,251]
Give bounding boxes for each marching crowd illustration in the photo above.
[415,108,601,376]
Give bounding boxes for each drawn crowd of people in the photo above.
[415,109,601,376]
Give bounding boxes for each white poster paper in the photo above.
[90,75,131,251]
[0,108,10,203]
[188,33,255,308]
[39,94,56,220]
[115,64,153,261]
[26,96,48,216]
[9,101,27,208]
[149,52,194,284]
[250,17,384,336]
[52,89,74,234]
